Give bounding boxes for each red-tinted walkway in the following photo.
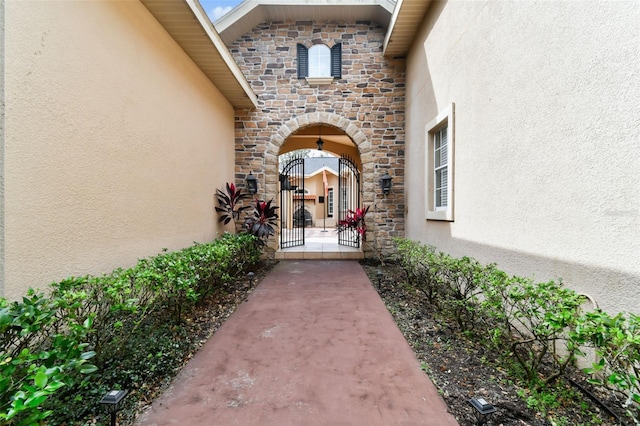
[135,260,458,425]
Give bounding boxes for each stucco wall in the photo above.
[405,0,640,314]
[2,1,235,299]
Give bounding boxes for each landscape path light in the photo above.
[468,397,496,425]
[376,270,383,288]
[99,389,128,426]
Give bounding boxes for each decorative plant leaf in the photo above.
[215,182,251,231]
[337,205,370,241]
[245,199,279,246]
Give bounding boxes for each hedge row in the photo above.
[394,238,639,423]
[0,233,260,425]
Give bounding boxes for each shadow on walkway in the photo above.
[135,260,458,425]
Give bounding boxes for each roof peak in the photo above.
[215,0,396,46]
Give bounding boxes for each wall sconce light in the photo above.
[468,397,496,425]
[246,172,258,195]
[316,125,324,151]
[380,173,393,194]
[99,390,128,426]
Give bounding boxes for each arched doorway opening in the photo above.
[276,123,364,258]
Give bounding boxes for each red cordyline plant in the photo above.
[215,182,251,232]
[337,205,370,242]
[245,199,279,246]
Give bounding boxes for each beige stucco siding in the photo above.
[405,1,640,313]
[2,1,235,299]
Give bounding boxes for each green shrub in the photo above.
[479,275,584,386]
[1,232,261,424]
[0,290,98,425]
[394,238,443,303]
[392,237,636,424]
[438,255,492,331]
[572,310,639,422]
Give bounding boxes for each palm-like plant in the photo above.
[245,199,279,246]
[337,205,370,242]
[215,182,250,233]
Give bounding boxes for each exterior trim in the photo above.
[0,0,5,297]
[425,103,454,221]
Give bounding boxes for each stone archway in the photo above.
[263,112,374,207]
[260,112,380,254]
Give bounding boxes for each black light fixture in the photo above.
[280,173,292,190]
[247,271,255,286]
[376,270,383,288]
[246,171,258,195]
[316,125,324,151]
[99,389,128,426]
[468,397,496,425]
[380,173,393,195]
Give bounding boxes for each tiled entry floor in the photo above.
[275,228,363,260]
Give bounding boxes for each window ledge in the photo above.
[305,77,334,85]
[426,209,454,222]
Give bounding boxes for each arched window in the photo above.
[297,43,342,79]
[309,44,331,77]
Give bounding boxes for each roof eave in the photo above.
[141,0,258,109]
[383,0,432,58]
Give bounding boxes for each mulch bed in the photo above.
[360,259,630,426]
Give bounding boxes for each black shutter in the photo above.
[297,44,308,78]
[331,43,342,79]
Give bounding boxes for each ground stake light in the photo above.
[376,270,383,287]
[468,397,496,425]
[99,389,128,426]
[247,271,255,286]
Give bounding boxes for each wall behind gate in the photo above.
[2,1,235,299]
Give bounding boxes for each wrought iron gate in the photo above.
[279,156,305,248]
[338,155,361,248]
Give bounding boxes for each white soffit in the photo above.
[141,0,258,109]
[383,0,432,58]
[215,0,397,46]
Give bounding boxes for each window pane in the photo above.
[440,145,447,166]
[435,167,448,208]
[434,127,448,169]
[328,188,334,216]
[309,45,331,77]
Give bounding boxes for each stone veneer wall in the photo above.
[229,20,405,255]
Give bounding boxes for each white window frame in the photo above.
[327,187,334,217]
[425,103,454,221]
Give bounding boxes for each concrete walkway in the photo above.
[135,260,458,426]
